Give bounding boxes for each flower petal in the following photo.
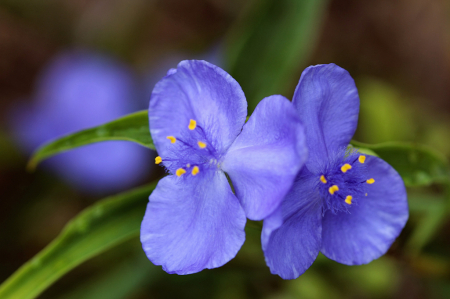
[222,95,307,220]
[140,171,246,275]
[292,64,359,173]
[149,60,247,162]
[262,169,323,279]
[321,156,409,265]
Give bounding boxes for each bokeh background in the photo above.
[1,0,450,298]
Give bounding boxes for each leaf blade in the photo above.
[58,247,156,299]
[351,140,450,186]
[28,110,153,170]
[0,182,156,299]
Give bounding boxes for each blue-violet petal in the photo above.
[321,155,409,265]
[149,60,247,173]
[262,168,323,279]
[140,170,246,274]
[292,64,359,173]
[222,95,307,220]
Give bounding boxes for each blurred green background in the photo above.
[1,0,450,298]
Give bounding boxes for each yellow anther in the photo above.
[155,156,162,164]
[192,166,199,176]
[367,178,375,184]
[176,168,186,177]
[341,163,352,173]
[198,141,207,149]
[167,136,176,143]
[320,175,327,184]
[345,195,353,205]
[188,119,197,130]
[329,185,339,195]
[359,155,366,164]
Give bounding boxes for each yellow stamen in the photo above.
[359,155,366,164]
[320,175,327,184]
[176,168,186,177]
[167,136,176,143]
[345,195,353,205]
[367,178,375,184]
[186,163,191,168]
[341,163,352,173]
[188,119,197,130]
[198,141,207,149]
[155,156,162,164]
[329,185,339,195]
[365,193,368,196]
[192,166,199,176]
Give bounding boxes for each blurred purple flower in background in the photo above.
[9,50,150,194]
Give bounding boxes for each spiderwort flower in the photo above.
[262,64,409,279]
[140,60,307,274]
[9,51,149,194]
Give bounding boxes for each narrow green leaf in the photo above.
[226,0,328,113]
[407,192,444,213]
[406,199,447,256]
[405,188,450,256]
[59,249,156,299]
[0,182,157,299]
[28,110,153,170]
[351,141,450,187]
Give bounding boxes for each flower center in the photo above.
[318,152,374,214]
[154,118,221,177]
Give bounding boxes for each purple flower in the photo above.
[10,51,150,194]
[140,60,307,274]
[262,64,409,279]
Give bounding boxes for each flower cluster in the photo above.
[141,61,409,278]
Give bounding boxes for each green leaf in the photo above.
[0,182,157,299]
[405,190,450,256]
[406,197,447,256]
[351,141,450,187]
[407,192,444,213]
[225,0,329,113]
[58,248,157,299]
[28,110,153,170]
